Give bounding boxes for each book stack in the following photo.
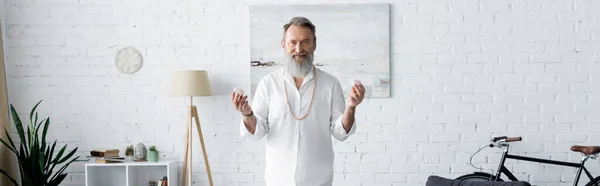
[158,176,168,186]
[149,176,169,186]
[90,149,124,163]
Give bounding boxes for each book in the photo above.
[90,149,120,157]
[91,148,119,152]
[95,158,124,163]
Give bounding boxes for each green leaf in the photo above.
[18,145,27,182]
[28,141,42,185]
[26,126,31,154]
[47,173,66,186]
[47,140,56,164]
[29,100,41,125]
[32,113,37,142]
[3,128,17,152]
[31,140,38,164]
[18,139,28,160]
[34,144,44,179]
[57,147,78,164]
[10,105,27,154]
[29,100,41,132]
[30,133,40,159]
[34,119,43,140]
[41,118,49,151]
[29,100,41,156]
[44,146,54,181]
[43,146,51,177]
[34,119,46,164]
[46,141,58,176]
[0,168,19,186]
[0,134,16,154]
[0,138,16,154]
[52,145,67,164]
[44,163,53,180]
[31,113,39,147]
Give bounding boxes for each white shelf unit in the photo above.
[85,160,177,186]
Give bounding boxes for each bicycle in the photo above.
[455,136,600,186]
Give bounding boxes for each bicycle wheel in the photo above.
[585,176,600,186]
[456,172,504,181]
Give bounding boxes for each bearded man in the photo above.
[232,17,366,186]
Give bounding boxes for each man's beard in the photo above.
[285,52,314,78]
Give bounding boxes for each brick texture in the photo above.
[2,0,600,185]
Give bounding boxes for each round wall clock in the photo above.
[115,47,143,74]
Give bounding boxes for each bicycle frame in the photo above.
[493,143,597,186]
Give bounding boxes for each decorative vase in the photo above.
[134,143,147,162]
[148,151,159,162]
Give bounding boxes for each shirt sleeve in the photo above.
[240,77,270,141]
[330,80,356,141]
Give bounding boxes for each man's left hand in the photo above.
[347,83,365,108]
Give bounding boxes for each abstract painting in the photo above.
[249,4,390,98]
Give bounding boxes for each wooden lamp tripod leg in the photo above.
[192,106,213,186]
[182,98,193,186]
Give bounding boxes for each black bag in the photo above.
[426,175,531,186]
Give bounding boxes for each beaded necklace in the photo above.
[283,66,317,120]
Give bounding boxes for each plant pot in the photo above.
[125,155,134,162]
[147,151,159,162]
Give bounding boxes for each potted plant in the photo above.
[0,100,79,186]
[147,145,159,162]
[125,145,134,162]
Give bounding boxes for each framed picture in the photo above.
[249,3,391,98]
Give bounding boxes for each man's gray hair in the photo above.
[283,17,317,41]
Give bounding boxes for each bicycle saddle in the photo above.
[571,145,600,155]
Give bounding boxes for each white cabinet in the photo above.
[85,161,177,186]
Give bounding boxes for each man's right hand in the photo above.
[231,92,253,116]
[232,92,258,134]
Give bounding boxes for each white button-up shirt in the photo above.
[240,66,357,186]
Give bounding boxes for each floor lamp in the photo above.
[169,70,214,186]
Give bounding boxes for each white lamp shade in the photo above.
[169,70,213,96]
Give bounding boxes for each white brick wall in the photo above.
[2,0,600,185]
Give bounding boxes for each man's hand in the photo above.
[340,83,365,134]
[232,92,258,134]
[347,83,365,108]
[232,92,252,116]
